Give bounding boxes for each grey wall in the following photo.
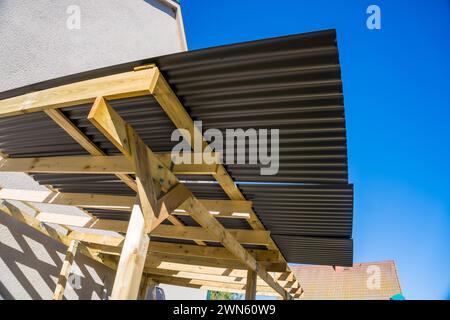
[0,209,116,300]
[0,0,186,299]
[0,0,186,92]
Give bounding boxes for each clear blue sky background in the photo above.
[180,0,450,299]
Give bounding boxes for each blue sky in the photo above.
[180,0,450,299]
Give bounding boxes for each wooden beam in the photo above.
[166,215,206,246]
[143,253,287,272]
[155,224,270,245]
[0,155,133,174]
[69,225,270,246]
[86,96,292,299]
[111,199,150,299]
[88,242,279,262]
[245,269,257,300]
[143,265,299,290]
[52,240,79,300]
[0,68,157,118]
[0,188,252,217]
[145,260,288,278]
[144,268,299,293]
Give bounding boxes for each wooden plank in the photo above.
[245,269,257,300]
[69,225,270,246]
[87,242,279,262]
[143,259,289,276]
[166,215,206,246]
[0,155,133,174]
[153,224,270,245]
[0,188,135,210]
[111,199,150,300]
[0,68,157,118]
[0,188,244,215]
[44,108,137,191]
[144,268,299,292]
[52,240,79,300]
[144,253,287,272]
[148,242,279,262]
[143,266,299,290]
[127,126,160,233]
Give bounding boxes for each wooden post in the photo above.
[53,240,79,300]
[110,199,150,299]
[138,274,149,300]
[245,269,257,300]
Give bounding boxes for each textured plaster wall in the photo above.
[0,0,186,299]
[0,0,185,92]
[0,210,115,300]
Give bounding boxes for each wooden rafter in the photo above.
[68,225,270,246]
[87,242,280,262]
[0,188,252,217]
[0,68,158,118]
[0,155,218,175]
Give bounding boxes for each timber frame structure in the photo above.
[0,30,354,300]
[0,65,301,300]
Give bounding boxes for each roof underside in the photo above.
[0,29,354,266]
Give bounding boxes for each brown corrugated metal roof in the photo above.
[0,29,354,266]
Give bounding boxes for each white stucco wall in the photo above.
[0,0,186,92]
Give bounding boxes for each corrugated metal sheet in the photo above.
[0,29,354,266]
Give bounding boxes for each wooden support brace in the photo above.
[245,269,257,300]
[111,198,150,299]
[0,68,157,118]
[53,240,79,300]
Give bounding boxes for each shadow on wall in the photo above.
[0,211,115,300]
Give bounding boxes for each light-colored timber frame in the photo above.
[0,65,303,299]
